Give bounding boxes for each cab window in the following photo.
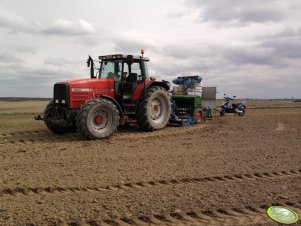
[143,61,150,79]
[130,62,142,81]
[99,61,121,81]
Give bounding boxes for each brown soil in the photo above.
[0,101,300,226]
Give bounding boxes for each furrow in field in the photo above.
[1,169,300,198]
[25,201,301,226]
[0,123,221,144]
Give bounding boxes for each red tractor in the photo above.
[36,51,171,139]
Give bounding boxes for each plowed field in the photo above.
[0,100,301,226]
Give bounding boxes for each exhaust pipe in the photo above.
[235,109,243,114]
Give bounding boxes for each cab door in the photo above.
[131,61,151,101]
[122,61,141,101]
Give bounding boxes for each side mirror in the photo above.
[233,96,236,98]
[87,55,96,78]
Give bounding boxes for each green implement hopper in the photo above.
[170,95,202,126]
[171,95,202,108]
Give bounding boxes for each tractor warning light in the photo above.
[141,48,144,57]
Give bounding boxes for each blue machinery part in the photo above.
[172,76,202,89]
[169,100,195,126]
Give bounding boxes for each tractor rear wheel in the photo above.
[137,86,171,131]
[77,99,119,140]
[44,100,76,134]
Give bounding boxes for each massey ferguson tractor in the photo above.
[35,50,171,140]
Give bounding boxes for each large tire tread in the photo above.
[137,86,171,131]
[77,99,119,140]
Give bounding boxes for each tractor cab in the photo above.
[96,54,150,102]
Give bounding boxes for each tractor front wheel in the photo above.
[137,86,171,131]
[77,99,119,140]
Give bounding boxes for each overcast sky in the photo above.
[0,0,300,98]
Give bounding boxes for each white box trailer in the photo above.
[202,87,217,110]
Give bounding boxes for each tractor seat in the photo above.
[126,73,138,83]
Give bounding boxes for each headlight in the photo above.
[55,99,59,103]
[61,100,65,104]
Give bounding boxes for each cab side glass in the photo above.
[144,61,150,79]
[131,62,141,80]
[123,62,129,79]
[100,61,115,79]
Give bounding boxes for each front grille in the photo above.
[53,82,70,107]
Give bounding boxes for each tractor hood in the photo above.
[60,78,115,108]
[66,78,115,92]
[66,78,112,85]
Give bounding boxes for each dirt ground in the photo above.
[0,100,301,226]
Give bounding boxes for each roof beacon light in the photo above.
[141,48,144,57]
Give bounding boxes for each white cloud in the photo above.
[0,7,96,36]
[42,19,96,36]
[0,52,25,63]
[0,7,34,32]
[78,19,95,33]
[186,0,291,26]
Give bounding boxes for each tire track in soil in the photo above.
[0,129,82,144]
[1,169,300,198]
[28,202,301,226]
[0,123,221,145]
[113,123,218,141]
[0,129,49,138]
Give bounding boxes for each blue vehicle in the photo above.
[220,94,246,116]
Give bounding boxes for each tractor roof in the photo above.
[98,54,150,61]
